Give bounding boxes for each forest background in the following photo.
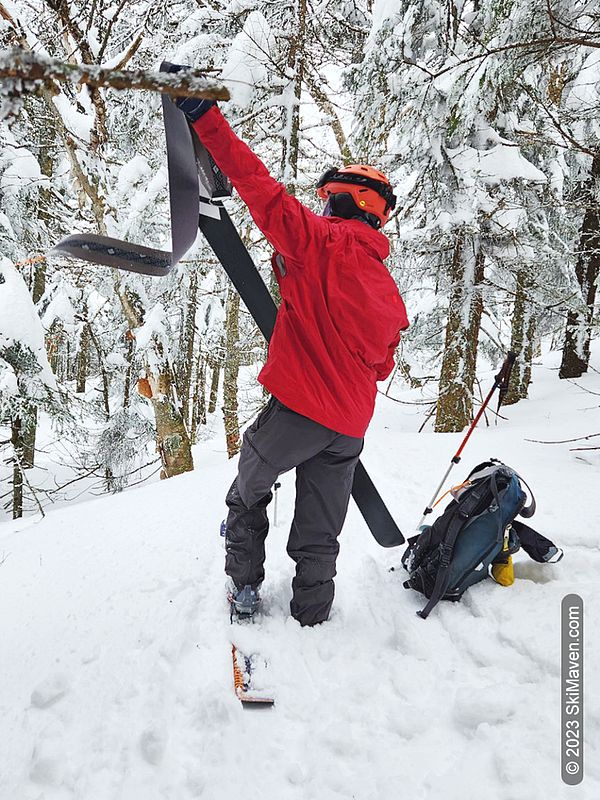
[1,0,599,519]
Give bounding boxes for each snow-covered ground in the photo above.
[1,350,598,800]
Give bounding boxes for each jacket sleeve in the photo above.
[192,107,327,259]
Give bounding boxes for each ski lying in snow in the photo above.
[51,61,404,548]
[231,644,274,706]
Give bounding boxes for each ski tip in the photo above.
[232,644,275,707]
[237,689,275,707]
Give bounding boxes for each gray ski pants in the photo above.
[224,396,363,627]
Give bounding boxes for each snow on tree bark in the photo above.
[435,232,481,433]
[504,268,535,404]
[560,154,600,380]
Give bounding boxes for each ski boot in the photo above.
[228,583,261,622]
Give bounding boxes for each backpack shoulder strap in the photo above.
[416,514,464,619]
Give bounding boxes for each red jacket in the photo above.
[193,108,409,438]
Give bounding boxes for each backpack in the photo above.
[401,460,563,619]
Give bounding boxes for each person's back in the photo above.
[263,216,406,436]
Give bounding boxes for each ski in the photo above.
[50,62,404,548]
[231,644,274,706]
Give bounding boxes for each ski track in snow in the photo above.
[1,357,599,800]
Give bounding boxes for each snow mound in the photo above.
[0,258,57,392]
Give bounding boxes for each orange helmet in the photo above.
[316,164,396,228]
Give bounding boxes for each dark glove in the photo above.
[175,96,216,122]
[164,62,217,122]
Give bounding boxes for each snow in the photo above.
[52,92,94,143]
[134,302,166,350]
[367,0,401,49]
[1,350,599,799]
[116,153,153,196]
[0,258,57,391]
[0,209,15,237]
[86,288,109,320]
[448,141,547,187]
[41,285,78,335]
[220,11,274,108]
[0,368,18,394]
[0,144,44,193]
[565,50,600,115]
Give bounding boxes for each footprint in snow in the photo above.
[139,725,169,765]
[30,673,69,709]
[453,685,520,731]
[29,724,68,786]
[286,763,308,786]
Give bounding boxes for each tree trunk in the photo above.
[88,324,111,419]
[151,369,194,478]
[11,418,23,519]
[66,337,75,382]
[559,153,600,379]
[190,353,207,444]
[123,336,135,409]
[521,310,536,397]
[21,408,37,468]
[76,318,90,394]
[223,289,241,459]
[504,269,531,405]
[208,360,220,414]
[21,257,46,470]
[31,258,46,304]
[117,282,194,478]
[198,358,207,425]
[280,0,308,189]
[463,248,485,394]
[435,232,481,432]
[180,271,198,427]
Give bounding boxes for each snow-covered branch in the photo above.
[0,48,231,101]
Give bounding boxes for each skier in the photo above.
[175,93,409,627]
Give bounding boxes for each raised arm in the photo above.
[192,107,327,258]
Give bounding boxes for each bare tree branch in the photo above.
[525,432,600,444]
[305,68,353,163]
[0,47,231,101]
[407,31,600,84]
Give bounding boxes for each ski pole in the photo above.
[273,481,281,527]
[416,351,516,530]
